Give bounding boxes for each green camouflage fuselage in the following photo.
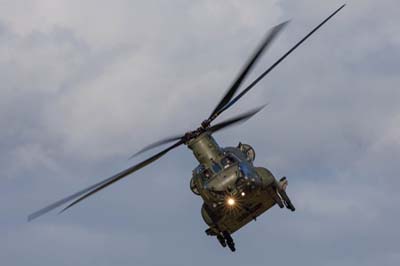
[187,132,281,235]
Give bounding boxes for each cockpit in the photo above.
[190,147,261,201]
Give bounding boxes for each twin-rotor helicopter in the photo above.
[28,5,345,252]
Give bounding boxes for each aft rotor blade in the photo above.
[209,104,267,133]
[216,4,346,117]
[208,21,288,120]
[28,140,183,221]
[129,134,183,159]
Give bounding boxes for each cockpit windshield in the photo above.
[221,155,237,169]
[239,160,258,180]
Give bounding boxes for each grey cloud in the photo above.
[1,1,400,266]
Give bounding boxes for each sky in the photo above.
[1,0,399,265]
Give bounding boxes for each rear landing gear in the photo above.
[278,177,296,212]
[267,186,285,208]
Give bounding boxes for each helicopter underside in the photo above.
[201,168,295,252]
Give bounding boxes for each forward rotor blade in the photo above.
[59,140,183,214]
[129,134,183,159]
[209,21,288,120]
[28,176,117,221]
[209,104,267,133]
[28,140,183,221]
[215,4,346,117]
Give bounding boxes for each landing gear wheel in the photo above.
[285,201,296,212]
[227,241,236,252]
[222,231,236,252]
[279,189,295,212]
[217,234,227,248]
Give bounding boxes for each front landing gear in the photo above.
[222,231,236,252]
[217,234,227,248]
[207,229,236,252]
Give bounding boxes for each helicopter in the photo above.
[28,5,345,252]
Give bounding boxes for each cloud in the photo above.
[1,0,400,265]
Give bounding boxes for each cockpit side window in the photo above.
[194,164,205,175]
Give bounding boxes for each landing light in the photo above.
[227,197,235,206]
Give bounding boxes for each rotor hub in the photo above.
[201,119,211,129]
